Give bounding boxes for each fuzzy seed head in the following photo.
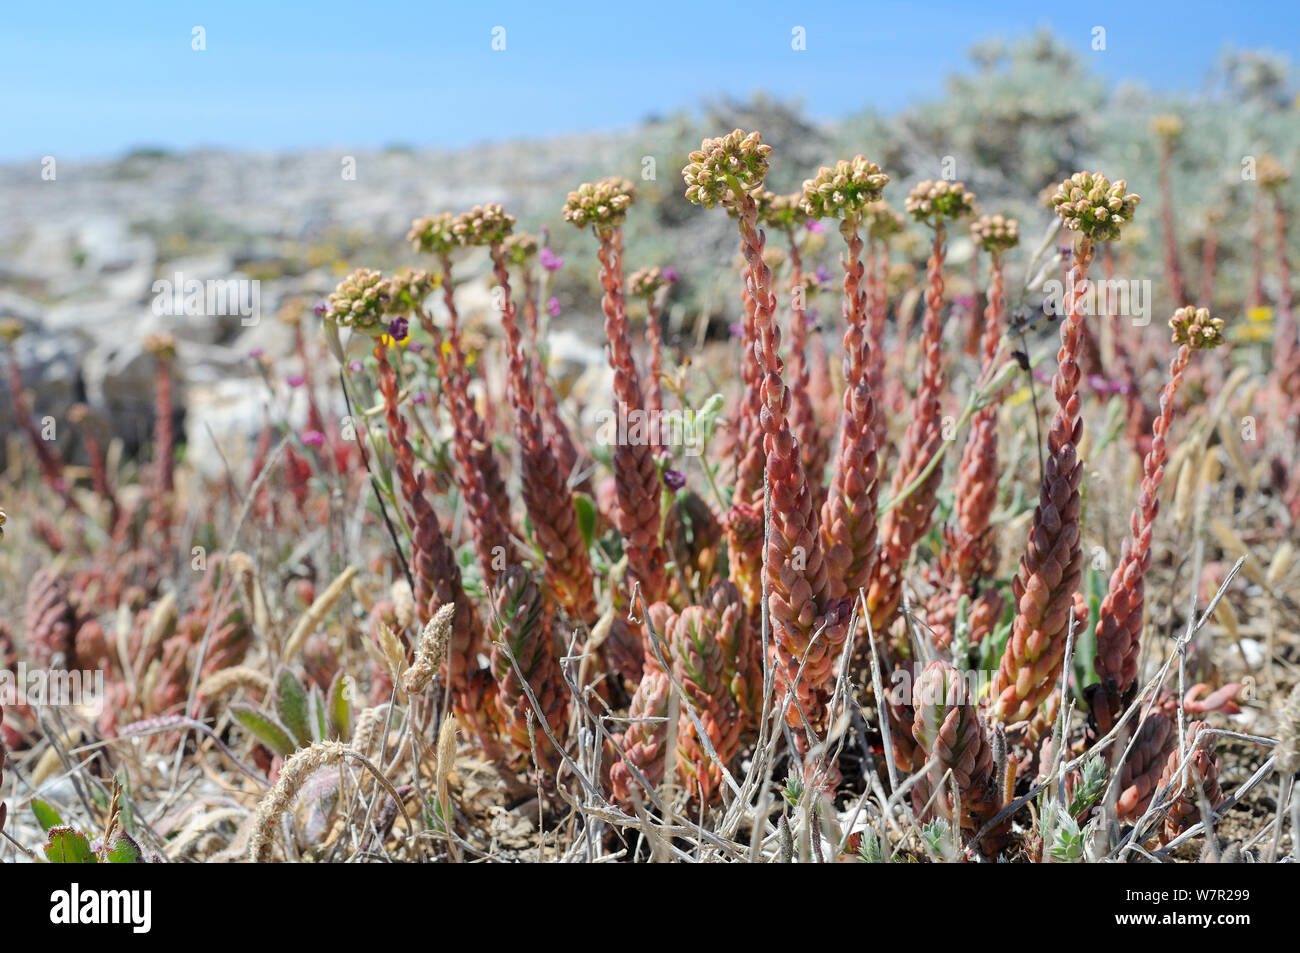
[970,213,1020,253]
[905,179,977,227]
[1169,306,1225,349]
[562,177,636,231]
[800,157,889,221]
[1051,171,1140,242]
[452,203,515,247]
[401,602,455,695]
[407,212,459,255]
[324,268,390,333]
[682,129,771,209]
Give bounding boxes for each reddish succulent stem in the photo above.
[5,343,70,504]
[523,264,586,487]
[424,310,512,585]
[437,255,512,532]
[1250,196,1266,310]
[596,227,667,603]
[492,245,596,622]
[1092,341,1193,730]
[990,240,1093,723]
[733,188,838,736]
[868,224,947,634]
[1272,195,1295,381]
[77,419,120,528]
[868,239,891,454]
[785,229,824,498]
[819,216,880,604]
[1199,224,1218,311]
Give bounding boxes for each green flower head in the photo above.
[1257,155,1291,192]
[502,231,540,266]
[1169,306,1225,350]
[905,180,977,227]
[385,268,439,314]
[407,212,459,255]
[452,204,515,247]
[1150,114,1184,141]
[970,213,1020,253]
[628,266,669,298]
[864,200,906,241]
[682,129,772,209]
[1051,171,1140,242]
[800,157,889,221]
[324,268,390,333]
[562,177,636,232]
[754,190,809,230]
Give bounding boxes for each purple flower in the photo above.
[412,390,429,405]
[540,247,564,273]
[662,267,680,283]
[388,316,409,342]
[286,373,305,388]
[806,220,825,233]
[313,303,326,317]
[728,321,743,338]
[348,360,362,373]
[546,296,561,317]
[248,347,265,360]
[406,340,424,353]
[663,469,686,491]
[815,266,832,288]
[302,429,325,447]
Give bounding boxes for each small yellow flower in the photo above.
[1007,386,1032,407]
[440,340,453,357]
[1232,323,1272,343]
[331,259,350,276]
[1247,305,1273,325]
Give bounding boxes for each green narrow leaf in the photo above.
[574,494,598,550]
[309,684,327,744]
[275,668,312,748]
[44,826,97,864]
[327,671,353,741]
[31,799,64,833]
[230,704,297,757]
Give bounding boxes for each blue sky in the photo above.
[2,1,1295,161]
